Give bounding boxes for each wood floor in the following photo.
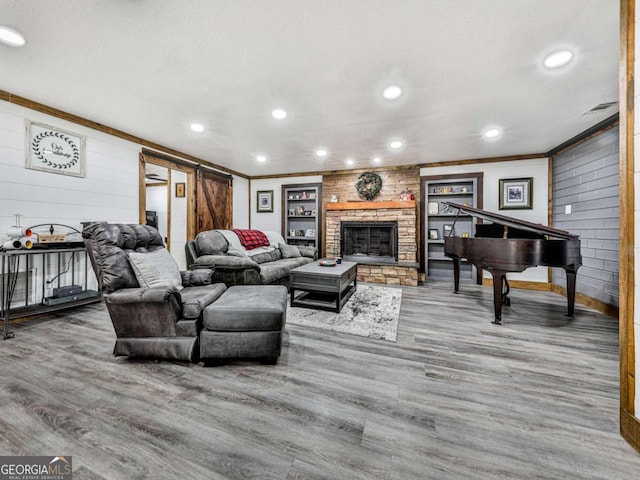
[1,281,639,479]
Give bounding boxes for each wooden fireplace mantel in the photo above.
[325,200,416,211]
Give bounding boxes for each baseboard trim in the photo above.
[479,279,619,318]
[621,409,640,454]
[550,284,619,318]
[481,278,551,291]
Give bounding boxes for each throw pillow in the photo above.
[127,248,183,290]
[279,243,301,259]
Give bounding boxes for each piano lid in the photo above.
[442,202,579,240]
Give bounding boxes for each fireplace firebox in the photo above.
[340,221,398,264]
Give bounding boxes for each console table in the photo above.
[0,247,101,340]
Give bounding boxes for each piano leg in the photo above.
[452,257,460,293]
[490,270,507,325]
[502,275,511,306]
[564,267,578,317]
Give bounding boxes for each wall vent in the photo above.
[582,102,618,115]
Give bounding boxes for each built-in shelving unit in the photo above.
[281,183,322,249]
[422,174,482,281]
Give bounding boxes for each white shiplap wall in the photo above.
[0,101,140,234]
[0,99,250,292]
[232,175,250,229]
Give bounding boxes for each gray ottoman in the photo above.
[200,285,287,364]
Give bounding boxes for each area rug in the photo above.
[287,285,402,342]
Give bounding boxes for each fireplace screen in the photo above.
[340,221,398,264]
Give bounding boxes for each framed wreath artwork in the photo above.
[26,121,86,177]
[356,172,382,200]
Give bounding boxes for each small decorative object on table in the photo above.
[318,259,337,267]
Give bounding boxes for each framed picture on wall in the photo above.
[499,177,533,209]
[26,120,86,178]
[175,182,185,197]
[257,190,274,213]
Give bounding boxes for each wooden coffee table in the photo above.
[289,260,357,313]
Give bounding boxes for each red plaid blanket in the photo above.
[232,229,270,250]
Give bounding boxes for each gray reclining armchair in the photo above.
[83,223,227,361]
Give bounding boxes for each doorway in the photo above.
[139,152,196,270]
[195,168,233,233]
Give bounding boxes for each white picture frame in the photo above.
[26,120,86,178]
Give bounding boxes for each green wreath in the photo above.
[356,172,382,200]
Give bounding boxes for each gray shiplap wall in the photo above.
[552,126,619,307]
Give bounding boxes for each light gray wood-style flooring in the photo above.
[1,281,639,479]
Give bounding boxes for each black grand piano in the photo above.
[442,202,582,324]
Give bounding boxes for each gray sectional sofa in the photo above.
[185,229,318,287]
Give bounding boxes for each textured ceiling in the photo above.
[0,0,619,176]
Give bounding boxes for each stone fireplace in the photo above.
[341,221,398,264]
[325,201,418,286]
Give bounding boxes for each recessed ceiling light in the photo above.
[388,139,403,150]
[346,158,354,166]
[373,157,382,164]
[483,127,502,139]
[382,85,402,100]
[0,26,26,47]
[544,50,573,69]
[272,108,287,120]
[190,123,205,133]
[256,155,267,162]
[315,148,328,158]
